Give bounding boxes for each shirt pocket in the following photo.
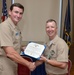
[14,31,22,41]
[12,31,22,46]
[15,32,21,40]
[49,50,57,59]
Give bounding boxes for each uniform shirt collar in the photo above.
[7,17,17,29]
[52,35,59,44]
[47,35,59,46]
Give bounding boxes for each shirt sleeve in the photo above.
[0,24,13,47]
[57,41,68,62]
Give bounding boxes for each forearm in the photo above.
[7,51,30,67]
[3,46,31,67]
[41,56,67,69]
[45,58,67,69]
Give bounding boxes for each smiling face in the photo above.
[46,21,57,40]
[9,6,24,25]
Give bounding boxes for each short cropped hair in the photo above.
[46,19,57,26]
[10,3,24,12]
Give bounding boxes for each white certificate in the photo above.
[24,42,46,59]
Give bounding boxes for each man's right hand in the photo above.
[28,62,36,71]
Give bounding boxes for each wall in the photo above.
[0,0,73,44]
[14,0,62,43]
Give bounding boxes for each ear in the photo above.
[8,10,11,16]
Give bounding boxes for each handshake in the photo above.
[26,55,48,71]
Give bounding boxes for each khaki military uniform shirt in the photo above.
[44,35,68,75]
[0,17,22,75]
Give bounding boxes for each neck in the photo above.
[49,35,56,40]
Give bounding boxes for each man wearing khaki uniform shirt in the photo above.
[44,35,68,75]
[0,3,35,75]
[35,19,68,75]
